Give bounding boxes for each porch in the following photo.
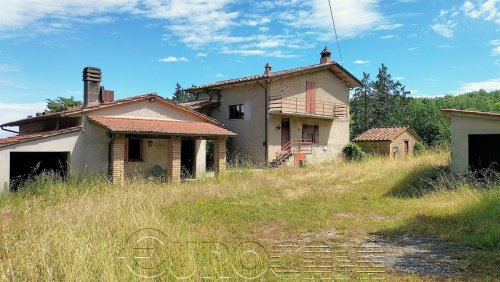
[88,116,236,184]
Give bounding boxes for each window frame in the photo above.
[229,104,245,120]
[302,124,319,144]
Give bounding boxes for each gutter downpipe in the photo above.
[0,126,19,134]
[257,80,270,164]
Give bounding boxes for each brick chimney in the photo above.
[320,47,332,64]
[264,63,272,74]
[83,67,102,107]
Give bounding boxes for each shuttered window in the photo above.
[302,124,319,143]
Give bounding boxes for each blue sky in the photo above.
[0,0,499,134]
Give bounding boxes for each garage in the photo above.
[442,109,500,173]
[469,134,500,171]
[10,152,69,191]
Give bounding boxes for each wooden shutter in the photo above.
[124,138,129,163]
[314,125,319,143]
[306,81,317,114]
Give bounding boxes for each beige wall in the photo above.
[390,131,417,157]
[449,115,500,173]
[356,141,391,156]
[269,69,350,106]
[0,131,82,193]
[267,115,349,163]
[213,83,266,163]
[89,100,206,122]
[207,69,350,164]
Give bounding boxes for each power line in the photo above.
[327,0,343,65]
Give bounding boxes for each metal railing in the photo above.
[275,139,313,165]
[268,95,347,118]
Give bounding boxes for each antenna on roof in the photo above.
[327,0,343,65]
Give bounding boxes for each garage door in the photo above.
[10,152,69,191]
[468,134,500,171]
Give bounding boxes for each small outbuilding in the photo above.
[353,126,422,157]
[442,109,500,173]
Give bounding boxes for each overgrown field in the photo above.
[1,150,498,280]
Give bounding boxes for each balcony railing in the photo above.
[268,95,347,119]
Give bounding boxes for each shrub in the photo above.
[343,142,367,161]
[414,142,426,155]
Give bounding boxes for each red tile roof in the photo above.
[0,127,81,147]
[187,62,362,91]
[353,126,421,142]
[2,93,220,127]
[441,109,500,120]
[88,116,236,137]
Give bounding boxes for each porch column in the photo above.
[167,137,181,183]
[213,137,227,176]
[111,134,125,185]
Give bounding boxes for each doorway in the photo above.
[404,141,409,155]
[281,118,290,148]
[181,140,195,179]
[10,152,69,191]
[469,134,500,171]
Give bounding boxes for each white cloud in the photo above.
[462,0,500,24]
[196,52,208,57]
[354,59,370,65]
[215,73,225,78]
[394,76,405,80]
[221,49,298,58]
[275,0,401,39]
[431,20,457,38]
[408,46,420,51]
[380,35,397,39]
[0,64,21,72]
[158,56,188,63]
[459,78,500,92]
[490,39,500,56]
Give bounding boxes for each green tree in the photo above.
[171,83,196,103]
[46,96,82,112]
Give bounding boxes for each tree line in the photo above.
[350,64,500,146]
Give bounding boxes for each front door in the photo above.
[281,118,290,148]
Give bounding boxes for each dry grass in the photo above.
[0,150,498,280]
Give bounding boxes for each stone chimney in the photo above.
[264,63,272,74]
[320,47,332,64]
[83,67,102,107]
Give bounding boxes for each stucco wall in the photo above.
[450,115,500,173]
[213,84,266,163]
[0,130,82,193]
[266,70,350,163]
[356,141,391,156]
[390,131,417,157]
[267,115,349,164]
[89,100,206,122]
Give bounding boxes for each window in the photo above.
[128,138,142,162]
[229,104,244,119]
[302,124,319,143]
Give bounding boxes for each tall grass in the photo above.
[0,150,498,280]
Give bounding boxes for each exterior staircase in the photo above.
[270,139,313,167]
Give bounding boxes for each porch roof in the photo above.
[0,126,82,147]
[88,116,236,137]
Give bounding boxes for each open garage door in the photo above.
[10,152,69,191]
[469,134,500,171]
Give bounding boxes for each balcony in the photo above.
[268,95,348,119]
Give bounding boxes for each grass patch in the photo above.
[0,150,498,280]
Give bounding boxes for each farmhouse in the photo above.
[353,126,422,157]
[182,47,362,166]
[0,67,235,192]
[442,109,500,173]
